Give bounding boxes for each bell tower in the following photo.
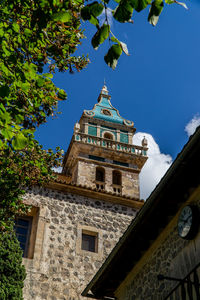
[62,85,148,200]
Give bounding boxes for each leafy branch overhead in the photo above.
[81,0,188,69]
[0,0,89,231]
[0,0,89,151]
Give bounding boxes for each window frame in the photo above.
[81,230,98,253]
[76,224,103,259]
[15,206,39,259]
[112,170,122,186]
[15,216,33,258]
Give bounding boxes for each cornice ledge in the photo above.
[45,181,144,209]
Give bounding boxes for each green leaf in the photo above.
[0,103,6,113]
[57,89,67,100]
[81,2,104,21]
[2,41,10,56]
[0,28,4,37]
[12,22,20,33]
[0,139,3,149]
[113,0,134,23]
[111,36,119,43]
[91,24,110,50]
[89,15,99,26]
[24,28,32,37]
[52,11,72,22]
[110,37,130,55]
[1,128,14,140]
[165,0,174,3]
[36,77,46,87]
[148,0,164,26]
[89,2,104,17]
[130,0,149,12]
[44,73,53,79]
[81,5,91,20]
[104,44,122,69]
[11,133,28,150]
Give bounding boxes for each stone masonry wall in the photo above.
[116,188,200,300]
[23,186,137,300]
[76,160,139,199]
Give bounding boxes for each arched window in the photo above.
[96,167,105,182]
[112,170,121,186]
[104,132,114,140]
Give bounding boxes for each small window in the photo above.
[14,217,32,258]
[76,225,102,258]
[81,232,98,253]
[104,132,113,140]
[96,167,105,182]
[113,170,121,185]
[101,109,112,116]
[14,207,39,259]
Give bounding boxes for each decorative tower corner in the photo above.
[62,85,148,200]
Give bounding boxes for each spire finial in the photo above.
[101,82,108,95]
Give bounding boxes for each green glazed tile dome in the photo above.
[84,86,134,127]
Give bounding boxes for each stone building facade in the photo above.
[16,86,148,300]
[22,187,137,300]
[116,187,200,300]
[82,126,200,300]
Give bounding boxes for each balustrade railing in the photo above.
[74,133,147,156]
[112,184,122,195]
[95,181,105,190]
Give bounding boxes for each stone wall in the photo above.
[76,160,139,199]
[116,188,200,300]
[23,186,137,300]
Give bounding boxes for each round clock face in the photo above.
[177,206,194,239]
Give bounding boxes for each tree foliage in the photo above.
[0,0,88,150]
[81,0,187,69]
[0,232,26,300]
[0,1,88,295]
[0,0,89,230]
[0,145,63,230]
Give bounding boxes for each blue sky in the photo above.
[35,1,200,198]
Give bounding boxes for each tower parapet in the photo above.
[63,86,148,200]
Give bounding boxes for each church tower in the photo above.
[22,85,148,300]
[63,85,148,200]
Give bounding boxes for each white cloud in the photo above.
[99,8,113,26]
[52,166,62,173]
[185,115,200,137]
[133,132,172,200]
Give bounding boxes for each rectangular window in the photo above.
[14,216,32,258]
[81,231,98,253]
[14,206,39,259]
[113,160,129,167]
[89,155,105,162]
